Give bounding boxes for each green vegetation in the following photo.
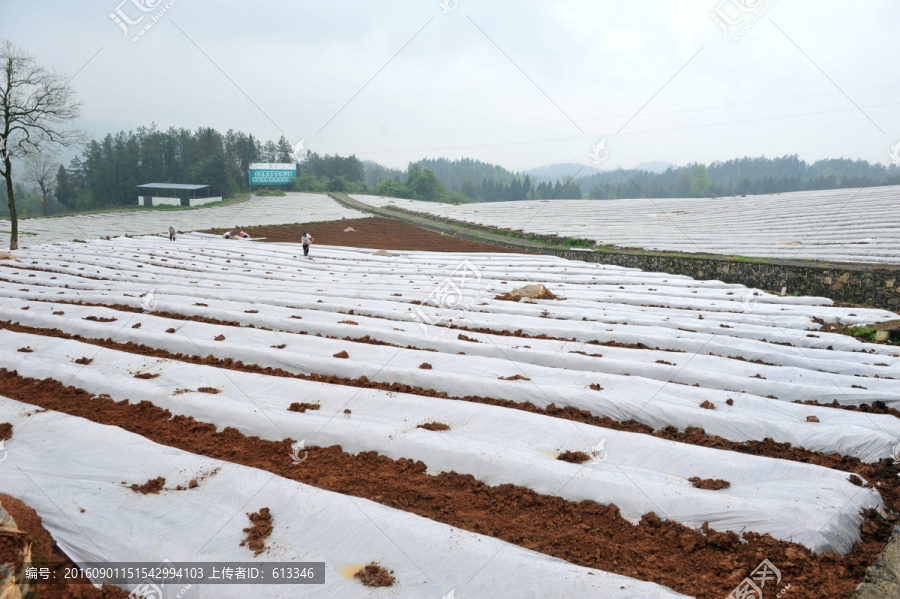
[847,325,878,342]
[6,122,900,222]
[255,189,286,197]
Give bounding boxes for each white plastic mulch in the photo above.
[0,234,896,564]
[353,185,900,263]
[0,398,689,598]
[0,192,368,248]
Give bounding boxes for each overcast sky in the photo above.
[2,1,898,172]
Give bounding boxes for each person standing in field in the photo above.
[301,232,314,257]
[168,225,176,241]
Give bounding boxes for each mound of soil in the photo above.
[500,374,531,381]
[333,350,350,358]
[417,422,450,431]
[133,372,159,379]
[699,400,716,410]
[0,422,11,441]
[354,563,395,587]
[203,218,522,253]
[130,477,166,494]
[197,387,220,394]
[557,451,591,464]
[83,316,117,323]
[419,363,433,369]
[74,357,93,365]
[0,493,133,598]
[240,508,273,556]
[689,478,731,491]
[288,402,320,413]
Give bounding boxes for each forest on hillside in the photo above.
[3,124,899,218]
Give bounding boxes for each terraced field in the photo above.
[1,232,899,598]
[354,185,900,263]
[0,192,367,248]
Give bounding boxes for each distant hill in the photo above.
[523,163,603,181]
[633,161,675,173]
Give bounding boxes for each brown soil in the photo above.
[129,477,166,494]
[689,478,731,491]
[0,422,11,441]
[700,400,716,410]
[354,563,395,587]
[333,350,350,359]
[0,493,133,598]
[807,415,820,423]
[500,374,531,381]
[557,451,591,464]
[197,387,220,394]
[0,318,888,475]
[0,368,894,599]
[204,218,522,253]
[417,422,450,431]
[74,357,93,365]
[288,402,320,413]
[795,399,900,420]
[214,334,226,341]
[132,372,159,379]
[240,508,272,556]
[83,316,117,323]
[419,363,432,369]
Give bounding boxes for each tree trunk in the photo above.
[4,166,16,250]
[41,188,47,217]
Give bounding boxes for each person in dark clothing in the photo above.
[168,225,176,241]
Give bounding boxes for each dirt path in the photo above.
[203,217,524,253]
[0,367,887,599]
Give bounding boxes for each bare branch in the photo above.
[1,38,84,248]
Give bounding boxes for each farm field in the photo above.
[1,227,899,598]
[353,185,900,263]
[0,192,366,248]
[204,217,524,252]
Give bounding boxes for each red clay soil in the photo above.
[129,477,166,494]
[0,421,11,441]
[0,493,133,598]
[0,368,895,599]
[203,217,522,253]
[556,451,591,464]
[288,402,320,413]
[240,508,273,557]
[689,478,731,491]
[417,422,450,432]
[354,563,395,587]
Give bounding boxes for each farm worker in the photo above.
[239,230,250,239]
[301,232,315,257]
[168,225,176,241]
[223,230,232,239]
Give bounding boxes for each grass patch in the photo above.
[847,325,878,342]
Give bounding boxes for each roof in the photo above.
[136,183,209,190]
[248,163,296,170]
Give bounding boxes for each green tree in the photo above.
[689,164,712,197]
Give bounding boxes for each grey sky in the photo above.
[2,0,898,172]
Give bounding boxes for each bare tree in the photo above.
[23,152,58,216]
[0,39,82,249]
